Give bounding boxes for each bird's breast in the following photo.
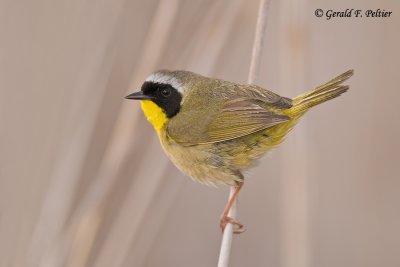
[141,100,168,134]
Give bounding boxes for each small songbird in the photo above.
[126,69,353,233]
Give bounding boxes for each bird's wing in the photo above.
[167,83,292,145]
[203,98,290,143]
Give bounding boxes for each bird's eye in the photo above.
[160,87,171,97]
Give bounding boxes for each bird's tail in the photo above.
[290,70,354,116]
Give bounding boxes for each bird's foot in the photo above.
[220,215,245,234]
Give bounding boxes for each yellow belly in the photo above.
[139,100,301,187]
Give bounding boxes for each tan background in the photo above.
[1,0,399,266]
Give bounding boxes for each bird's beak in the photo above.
[125,91,153,100]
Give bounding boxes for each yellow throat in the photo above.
[141,100,168,134]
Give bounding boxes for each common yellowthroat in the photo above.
[126,69,353,233]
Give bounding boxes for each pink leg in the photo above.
[220,183,245,234]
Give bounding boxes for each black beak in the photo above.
[125,91,153,100]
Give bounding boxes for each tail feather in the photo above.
[291,70,353,115]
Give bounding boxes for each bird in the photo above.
[125,69,353,233]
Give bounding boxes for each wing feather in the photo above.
[205,100,289,143]
[166,80,291,145]
[168,98,289,145]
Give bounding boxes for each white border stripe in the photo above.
[145,72,185,93]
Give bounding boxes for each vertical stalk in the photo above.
[217,0,271,266]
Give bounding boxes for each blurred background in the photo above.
[1,0,399,266]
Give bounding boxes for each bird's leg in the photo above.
[220,183,244,234]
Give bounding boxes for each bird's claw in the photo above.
[220,215,245,234]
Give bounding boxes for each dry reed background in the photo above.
[1,0,399,266]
